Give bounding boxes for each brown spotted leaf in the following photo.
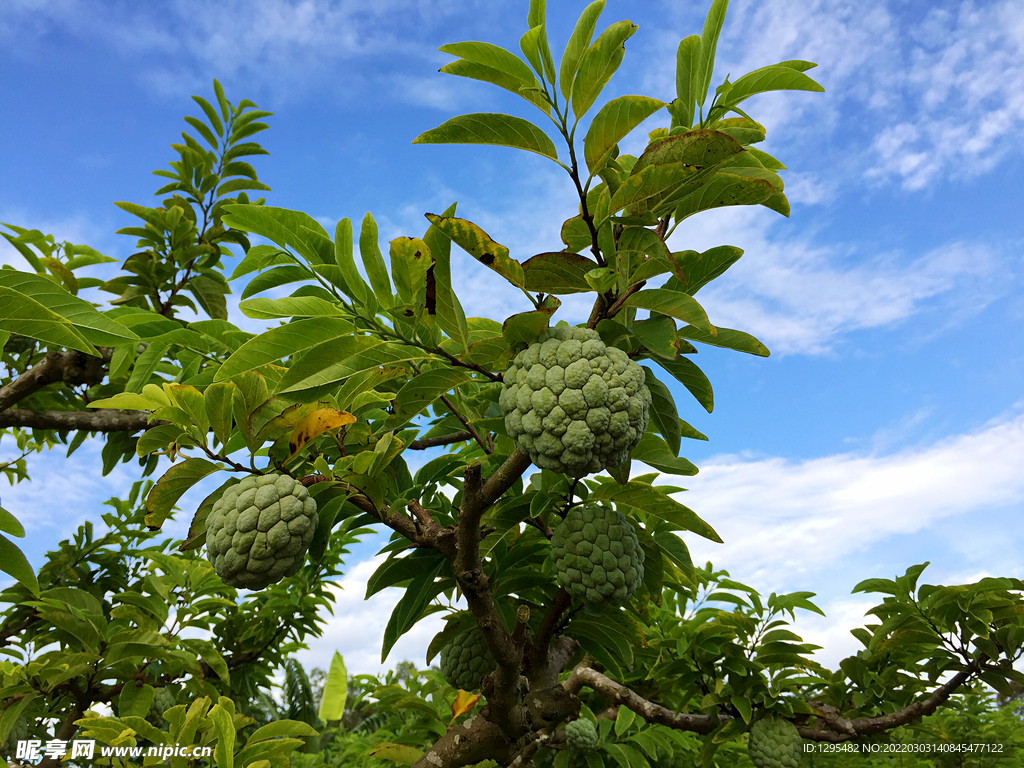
[424,214,524,288]
[288,408,357,460]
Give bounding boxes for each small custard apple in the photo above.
[748,717,803,768]
[551,504,645,606]
[206,473,318,590]
[148,687,177,730]
[565,718,598,753]
[499,326,651,476]
[439,629,495,692]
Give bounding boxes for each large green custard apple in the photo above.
[565,718,598,753]
[499,326,651,476]
[439,628,495,692]
[206,473,318,590]
[748,717,803,768]
[551,503,645,607]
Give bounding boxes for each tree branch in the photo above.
[412,714,513,768]
[0,350,108,413]
[569,659,986,743]
[408,431,474,450]
[439,394,492,454]
[0,408,151,432]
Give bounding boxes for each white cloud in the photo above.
[667,205,1004,355]
[680,408,1024,589]
[294,554,449,676]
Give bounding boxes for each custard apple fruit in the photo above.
[565,718,598,753]
[499,326,651,476]
[206,473,318,590]
[149,687,177,729]
[439,628,495,692]
[748,717,803,768]
[551,503,645,606]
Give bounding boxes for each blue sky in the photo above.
[1,0,1023,676]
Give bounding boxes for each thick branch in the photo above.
[0,408,151,432]
[0,350,107,412]
[469,450,533,516]
[412,714,513,768]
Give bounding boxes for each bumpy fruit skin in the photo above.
[206,473,318,590]
[551,504,645,606]
[149,687,177,729]
[748,717,803,768]
[565,719,598,753]
[439,629,495,692]
[499,326,651,476]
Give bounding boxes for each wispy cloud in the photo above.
[679,407,1024,589]
[294,554,448,676]
[668,204,1006,354]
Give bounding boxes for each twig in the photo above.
[408,431,474,450]
[440,394,493,454]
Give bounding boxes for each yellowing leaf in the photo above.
[367,742,424,766]
[450,690,481,723]
[288,409,356,459]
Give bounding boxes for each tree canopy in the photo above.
[1,1,1021,767]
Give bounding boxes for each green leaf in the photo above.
[389,237,433,317]
[623,288,713,334]
[144,458,221,529]
[221,205,332,265]
[208,701,236,768]
[360,212,393,307]
[710,115,766,144]
[677,324,769,357]
[631,432,698,475]
[189,275,228,320]
[641,366,681,454]
[240,265,311,300]
[0,506,24,538]
[422,202,469,352]
[276,337,426,395]
[238,296,345,319]
[192,95,224,136]
[633,129,744,172]
[413,113,558,162]
[571,20,638,120]
[631,315,678,359]
[670,245,743,294]
[503,298,560,346]
[673,172,775,221]
[0,271,139,346]
[204,382,235,446]
[335,217,373,307]
[609,163,707,216]
[696,0,729,109]
[0,285,98,354]
[216,318,354,381]
[671,35,702,128]
[136,423,187,457]
[0,534,39,595]
[381,558,446,662]
[165,384,209,439]
[438,41,537,88]
[424,214,524,288]
[439,59,549,113]
[184,115,218,149]
[248,720,319,743]
[391,368,472,424]
[367,744,424,766]
[521,252,597,294]
[0,230,44,272]
[124,341,169,393]
[722,64,824,107]
[318,652,348,723]
[584,95,665,174]
[559,0,606,101]
[229,244,294,280]
[592,481,720,541]
[655,356,714,413]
